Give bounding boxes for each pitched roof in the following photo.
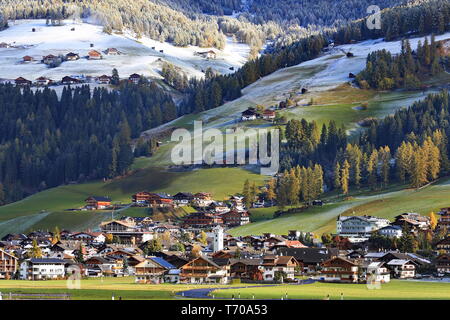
[29,258,65,264]
[149,257,175,269]
[86,196,111,202]
[386,259,412,266]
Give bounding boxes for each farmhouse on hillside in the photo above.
[66,52,80,61]
[241,108,258,121]
[104,48,120,55]
[129,73,141,84]
[88,50,103,60]
[15,77,32,86]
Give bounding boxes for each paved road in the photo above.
[176,279,316,299]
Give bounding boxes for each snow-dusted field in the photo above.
[0,20,250,81]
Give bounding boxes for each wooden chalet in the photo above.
[97,74,111,84]
[321,256,360,283]
[262,109,276,120]
[104,48,120,55]
[42,54,58,65]
[85,196,111,209]
[438,207,450,231]
[22,55,34,62]
[65,52,80,61]
[99,220,152,244]
[180,256,229,284]
[61,76,81,85]
[436,254,450,274]
[134,257,175,283]
[221,210,250,227]
[229,258,263,280]
[15,77,31,86]
[131,192,173,206]
[35,76,52,86]
[436,236,450,254]
[88,50,102,60]
[182,212,223,228]
[0,249,18,279]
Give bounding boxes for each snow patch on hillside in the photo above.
[0,20,250,81]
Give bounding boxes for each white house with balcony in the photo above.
[20,258,66,280]
[386,259,416,278]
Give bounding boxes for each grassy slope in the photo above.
[230,179,450,237]
[0,277,260,300]
[0,167,266,235]
[214,280,450,300]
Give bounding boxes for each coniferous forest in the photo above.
[356,36,445,90]
[275,91,450,207]
[0,82,176,204]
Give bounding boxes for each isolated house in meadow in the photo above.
[61,76,81,85]
[172,192,194,205]
[134,257,175,283]
[241,108,258,121]
[197,50,216,59]
[377,225,403,238]
[42,54,58,65]
[15,77,32,86]
[35,76,52,86]
[104,48,120,55]
[131,192,173,207]
[22,55,34,63]
[262,109,276,120]
[97,74,111,84]
[129,73,141,84]
[65,52,80,61]
[88,50,102,60]
[261,255,298,281]
[221,210,250,227]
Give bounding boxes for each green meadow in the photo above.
[230,178,450,236]
[0,166,267,236]
[213,280,450,300]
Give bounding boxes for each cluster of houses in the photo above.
[336,212,432,242]
[8,73,142,87]
[0,220,441,284]
[241,107,276,121]
[1,193,450,284]
[20,48,121,66]
[83,192,254,228]
[0,45,139,87]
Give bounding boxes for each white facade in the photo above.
[20,259,66,280]
[378,226,403,238]
[213,225,224,252]
[337,215,390,237]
